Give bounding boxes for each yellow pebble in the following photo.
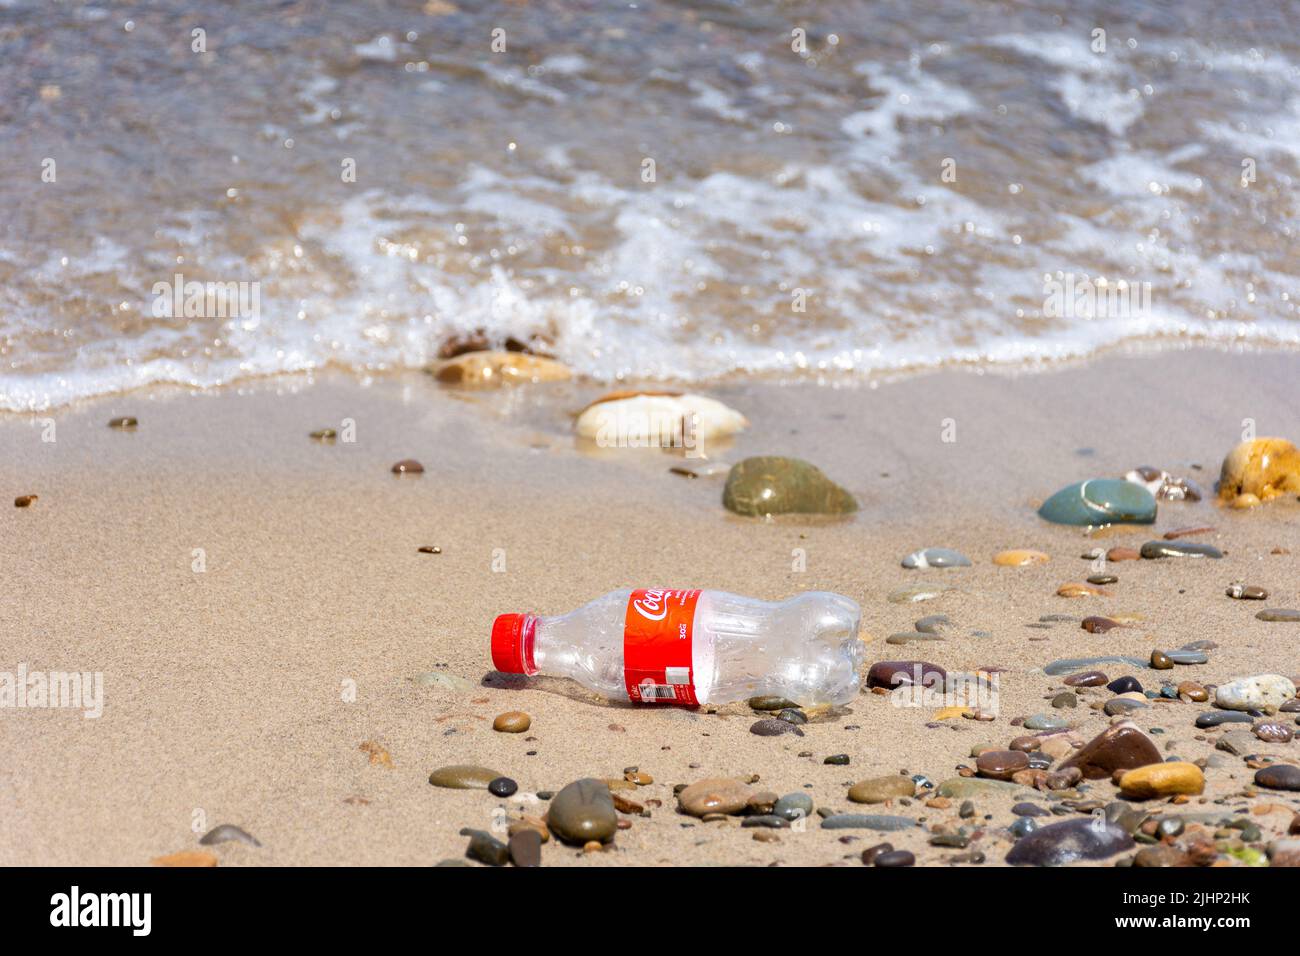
[1118,761,1204,799]
[934,706,969,720]
[993,549,1050,567]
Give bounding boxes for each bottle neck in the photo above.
[518,614,539,675]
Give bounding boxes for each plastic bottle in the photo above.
[491,588,864,707]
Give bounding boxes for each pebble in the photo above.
[489,777,518,798]
[151,850,218,867]
[391,459,424,474]
[1057,582,1106,598]
[493,711,531,733]
[430,350,571,386]
[1140,540,1223,559]
[1005,818,1134,865]
[1009,817,1038,839]
[1064,670,1108,687]
[994,549,1050,566]
[1256,608,1300,623]
[748,695,798,711]
[677,778,753,817]
[722,456,858,517]
[867,661,946,690]
[1195,711,1254,728]
[1177,681,1208,702]
[107,416,138,429]
[776,708,807,725]
[1150,651,1173,670]
[860,842,893,865]
[1215,674,1297,712]
[1052,692,1077,709]
[1023,714,1069,731]
[1060,722,1162,780]
[1082,616,1121,633]
[1013,802,1051,817]
[547,779,617,845]
[1038,479,1157,526]
[417,545,442,554]
[1165,649,1208,665]
[13,495,37,508]
[1108,676,1143,694]
[976,750,1030,780]
[1087,574,1119,585]
[820,814,916,831]
[1255,765,1300,791]
[774,793,814,822]
[1227,584,1268,600]
[887,584,954,604]
[464,829,509,866]
[886,632,943,645]
[508,829,542,867]
[428,765,501,789]
[1218,437,1300,505]
[915,614,954,635]
[1216,730,1261,756]
[1107,547,1142,561]
[823,753,850,765]
[848,776,915,804]
[873,849,916,867]
[309,428,336,440]
[750,718,802,737]
[199,824,261,848]
[936,777,1029,799]
[902,547,971,569]
[1253,721,1294,743]
[1118,762,1205,799]
[1105,698,1148,717]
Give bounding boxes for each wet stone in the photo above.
[1060,723,1162,780]
[1254,721,1294,743]
[13,495,37,508]
[391,459,425,474]
[1038,479,1157,526]
[861,842,893,865]
[1083,616,1122,634]
[1256,608,1300,623]
[493,711,531,733]
[773,793,814,822]
[1006,818,1134,866]
[429,765,501,790]
[547,779,618,845]
[976,750,1030,781]
[741,815,788,829]
[902,547,971,569]
[107,416,138,429]
[464,829,509,866]
[1010,817,1038,839]
[1064,671,1108,687]
[867,661,946,690]
[1087,575,1119,585]
[1140,540,1222,559]
[823,753,850,765]
[199,824,261,848]
[722,456,858,517]
[874,849,916,867]
[678,778,753,817]
[489,777,518,798]
[776,708,807,725]
[1165,649,1208,665]
[1107,676,1143,694]
[1105,698,1148,717]
[508,829,542,867]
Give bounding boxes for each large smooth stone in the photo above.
[677,778,754,817]
[1118,762,1205,799]
[574,391,748,441]
[1257,608,1300,623]
[722,456,858,517]
[820,814,916,831]
[428,765,502,789]
[547,778,618,845]
[1059,723,1161,780]
[1218,438,1300,503]
[429,350,572,387]
[1255,766,1300,791]
[848,776,916,804]
[1215,674,1296,712]
[1140,540,1223,559]
[1006,818,1134,866]
[1037,479,1156,526]
[901,547,971,569]
[1195,711,1254,728]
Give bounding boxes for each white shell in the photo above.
[1214,674,1296,712]
[575,393,748,443]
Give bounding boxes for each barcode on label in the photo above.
[665,667,690,686]
[639,685,677,701]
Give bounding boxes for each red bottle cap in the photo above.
[491,613,537,675]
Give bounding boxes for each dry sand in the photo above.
[2,347,1299,866]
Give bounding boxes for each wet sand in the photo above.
[2,347,1299,866]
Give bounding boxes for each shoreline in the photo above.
[2,347,1299,866]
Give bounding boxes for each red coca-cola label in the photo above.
[624,588,701,705]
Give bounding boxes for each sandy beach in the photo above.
[2,347,1298,866]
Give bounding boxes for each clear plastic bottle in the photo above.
[491,588,864,707]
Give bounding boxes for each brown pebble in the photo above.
[1151,651,1173,670]
[14,495,37,508]
[752,830,780,843]
[1082,616,1121,633]
[1254,721,1294,743]
[1087,574,1118,585]
[1009,736,1041,752]
[151,850,217,867]
[1058,582,1107,598]
[582,840,604,854]
[1177,681,1208,703]
[107,416,138,429]
[861,842,894,865]
[508,828,542,867]
[309,428,336,441]
[417,545,442,554]
[1107,547,1142,561]
[625,771,653,786]
[1064,670,1108,687]
[975,750,1030,780]
[391,459,424,474]
[492,711,531,733]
